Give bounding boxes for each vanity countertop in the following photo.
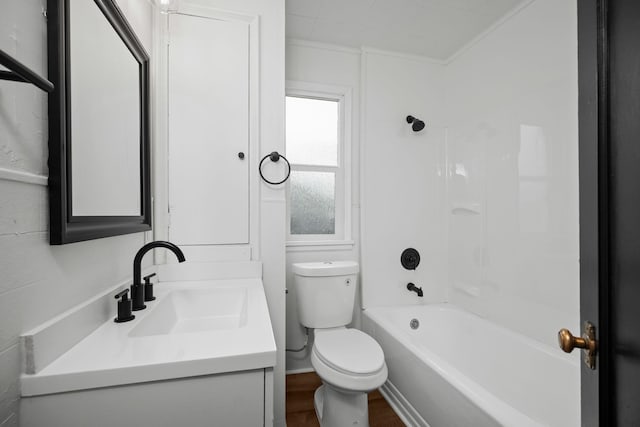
[21,278,276,396]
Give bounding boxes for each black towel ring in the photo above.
[259,151,291,185]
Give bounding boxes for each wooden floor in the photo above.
[286,372,405,427]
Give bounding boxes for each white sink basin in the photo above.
[20,268,277,398]
[129,287,248,337]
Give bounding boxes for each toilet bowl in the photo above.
[311,328,388,427]
[292,262,388,427]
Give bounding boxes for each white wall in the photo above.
[360,49,448,309]
[0,1,154,425]
[284,40,361,372]
[444,0,579,348]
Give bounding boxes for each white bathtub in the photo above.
[362,304,580,427]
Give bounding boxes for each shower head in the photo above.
[406,115,426,132]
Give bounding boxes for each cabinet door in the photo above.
[21,370,266,427]
[168,13,249,245]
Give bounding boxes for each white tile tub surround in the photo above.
[355,2,579,424]
[360,49,449,310]
[363,304,580,427]
[444,0,579,349]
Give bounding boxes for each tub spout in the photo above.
[407,282,423,297]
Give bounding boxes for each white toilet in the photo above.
[292,261,388,427]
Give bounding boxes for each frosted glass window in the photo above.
[285,85,350,243]
[286,96,338,166]
[290,171,335,235]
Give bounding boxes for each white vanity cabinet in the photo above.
[167,11,253,245]
[20,274,276,427]
[21,369,272,427]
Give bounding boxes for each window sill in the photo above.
[286,240,355,252]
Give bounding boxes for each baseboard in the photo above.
[285,367,315,375]
[379,381,430,427]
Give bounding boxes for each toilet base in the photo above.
[314,384,370,427]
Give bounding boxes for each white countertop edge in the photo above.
[21,349,276,397]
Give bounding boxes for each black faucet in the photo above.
[131,241,186,311]
[407,282,423,297]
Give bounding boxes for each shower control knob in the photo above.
[401,248,421,270]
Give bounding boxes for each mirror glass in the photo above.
[69,0,141,216]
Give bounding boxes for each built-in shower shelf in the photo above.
[452,282,481,297]
[450,204,481,216]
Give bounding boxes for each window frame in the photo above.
[285,81,352,246]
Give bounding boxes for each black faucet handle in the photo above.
[114,288,135,323]
[115,288,130,300]
[143,272,157,302]
[143,272,157,284]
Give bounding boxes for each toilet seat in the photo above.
[311,329,388,392]
[314,329,385,375]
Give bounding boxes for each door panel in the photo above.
[608,0,640,424]
[579,0,640,424]
[168,13,249,245]
[578,1,603,425]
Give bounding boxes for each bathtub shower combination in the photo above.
[363,305,580,427]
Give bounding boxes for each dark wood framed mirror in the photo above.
[47,0,151,244]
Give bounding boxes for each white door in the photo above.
[168,13,249,245]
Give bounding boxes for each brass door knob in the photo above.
[558,328,590,352]
[557,323,598,370]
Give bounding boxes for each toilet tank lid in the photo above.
[292,261,359,277]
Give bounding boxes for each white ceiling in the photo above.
[286,0,528,60]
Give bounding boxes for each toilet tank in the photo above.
[292,261,359,329]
